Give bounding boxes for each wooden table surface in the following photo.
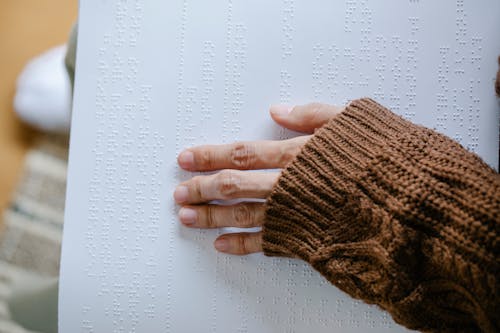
[0,0,77,215]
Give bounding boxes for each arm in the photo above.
[263,99,499,333]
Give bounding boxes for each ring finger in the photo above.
[179,203,265,228]
[214,232,263,255]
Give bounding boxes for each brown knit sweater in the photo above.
[263,98,500,332]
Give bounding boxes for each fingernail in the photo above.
[214,238,229,252]
[179,208,197,225]
[178,151,194,169]
[270,104,293,117]
[174,186,189,203]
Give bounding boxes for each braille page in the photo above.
[59,1,500,332]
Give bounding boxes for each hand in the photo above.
[174,103,343,255]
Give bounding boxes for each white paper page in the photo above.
[60,1,500,332]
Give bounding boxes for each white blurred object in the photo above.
[14,45,71,133]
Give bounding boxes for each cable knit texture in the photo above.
[263,98,499,333]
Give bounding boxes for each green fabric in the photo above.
[8,279,58,333]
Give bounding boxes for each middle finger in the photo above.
[174,170,279,204]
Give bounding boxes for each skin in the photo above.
[174,103,344,255]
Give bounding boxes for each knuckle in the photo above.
[191,176,203,200]
[216,170,240,198]
[307,103,325,122]
[237,235,248,254]
[274,136,309,167]
[233,204,253,227]
[199,149,215,169]
[206,206,217,228]
[278,143,300,166]
[230,142,257,169]
[304,103,333,124]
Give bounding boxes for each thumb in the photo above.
[270,103,343,134]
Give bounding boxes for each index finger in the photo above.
[177,136,309,172]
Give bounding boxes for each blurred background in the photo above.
[0,2,76,332]
[0,0,76,215]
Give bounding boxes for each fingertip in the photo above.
[178,207,197,226]
[270,104,294,118]
[178,150,194,170]
[270,104,296,129]
[214,237,230,253]
[173,185,189,204]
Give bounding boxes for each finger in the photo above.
[214,232,263,255]
[178,203,265,228]
[174,170,279,204]
[178,136,310,171]
[270,103,344,134]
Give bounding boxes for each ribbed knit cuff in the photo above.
[262,98,417,260]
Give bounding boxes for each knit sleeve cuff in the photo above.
[262,98,418,260]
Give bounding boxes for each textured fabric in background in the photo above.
[0,134,68,333]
